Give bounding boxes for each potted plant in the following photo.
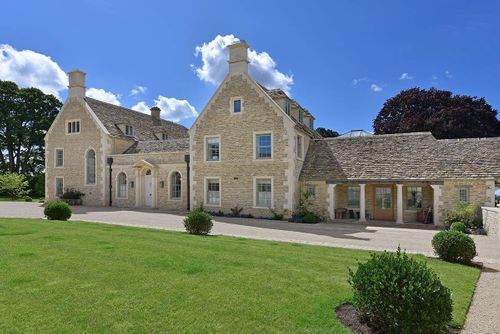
[60,188,85,205]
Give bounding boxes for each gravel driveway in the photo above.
[1,202,499,332]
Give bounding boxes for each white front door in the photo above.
[144,174,153,207]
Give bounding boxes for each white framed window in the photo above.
[55,149,64,167]
[305,184,316,200]
[283,100,291,115]
[347,186,360,208]
[117,172,127,198]
[309,118,314,129]
[230,97,243,113]
[205,177,221,206]
[170,171,182,200]
[85,148,96,185]
[254,132,272,160]
[162,133,168,140]
[459,188,470,203]
[125,125,134,136]
[66,120,80,134]
[298,110,304,124]
[406,186,422,209]
[55,177,64,196]
[205,136,220,161]
[254,177,273,208]
[296,135,304,159]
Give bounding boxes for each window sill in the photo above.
[205,203,221,207]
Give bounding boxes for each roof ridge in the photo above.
[320,132,434,140]
[438,136,500,142]
[84,97,187,129]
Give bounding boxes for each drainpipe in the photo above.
[184,154,190,211]
[107,157,113,206]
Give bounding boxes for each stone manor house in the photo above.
[45,41,500,225]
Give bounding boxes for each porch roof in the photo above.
[300,132,500,182]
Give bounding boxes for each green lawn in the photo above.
[0,218,479,333]
[0,196,43,202]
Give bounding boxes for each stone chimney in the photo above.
[68,69,86,99]
[228,40,249,75]
[150,106,161,120]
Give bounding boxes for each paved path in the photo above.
[1,202,499,332]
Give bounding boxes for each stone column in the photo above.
[430,185,442,225]
[135,169,140,207]
[359,184,366,222]
[396,184,404,224]
[327,184,336,221]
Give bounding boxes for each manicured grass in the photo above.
[0,218,479,333]
[0,196,43,202]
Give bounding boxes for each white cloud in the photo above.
[370,84,383,92]
[445,70,453,78]
[131,101,150,113]
[191,34,294,94]
[352,77,368,85]
[399,72,414,80]
[86,87,121,105]
[132,96,198,122]
[130,85,147,96]
[0,44,68,98]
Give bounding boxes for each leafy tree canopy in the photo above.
[316,127,340,138]
[0,80,62,175]
[373,87,500,139]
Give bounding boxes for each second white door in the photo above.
[144,174,153,207]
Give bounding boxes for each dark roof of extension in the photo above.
[123,138,190,154]
[84,97,189,141]
[258,85,322,139]
[300,132,500,183]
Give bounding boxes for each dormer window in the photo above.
[125,125,134,136]
[284,100,291,115]
[230,97,243,113]
[309,118,314,129]
[298,110,304,124]
[162,133,168,140]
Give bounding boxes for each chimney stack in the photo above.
[68,69,86,99]
[228,40,249,75]
[150,106,161,120]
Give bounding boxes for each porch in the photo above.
[327,182,443,225]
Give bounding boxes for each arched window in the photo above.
[86,149,96,185]
[117,172,127,198]
[170,171,181,200]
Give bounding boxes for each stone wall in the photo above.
[45,97,108,206]
[439,179,496,223]
[190,74,302,218]
[482,207,500,240]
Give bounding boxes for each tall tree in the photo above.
[0,81,62,174]
[373,87,500,139]
[316,127,340,138]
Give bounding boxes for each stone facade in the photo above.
[45,41,500,226]
[482,207,500,240]
[190,72,310,217]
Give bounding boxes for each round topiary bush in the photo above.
[432,230,476,264]
[184,210,213,235]
[348,248,452,334]
[44,201,72,221]
[303,212,319,224]
[450,221,467,233]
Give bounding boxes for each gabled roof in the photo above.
[84,97,188,141]
[300,132,500,182]
[123,138,190,154]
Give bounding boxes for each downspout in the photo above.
[184,154,190,211]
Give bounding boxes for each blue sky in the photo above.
[1,0,499,132]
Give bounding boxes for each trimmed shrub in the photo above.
[44,201,72,221]
[348,248,452,334]
[303,212,319,224]
[432,230,476,264]
[450,221,467,233]
[184,210,213,235]
[24,196,33,202]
